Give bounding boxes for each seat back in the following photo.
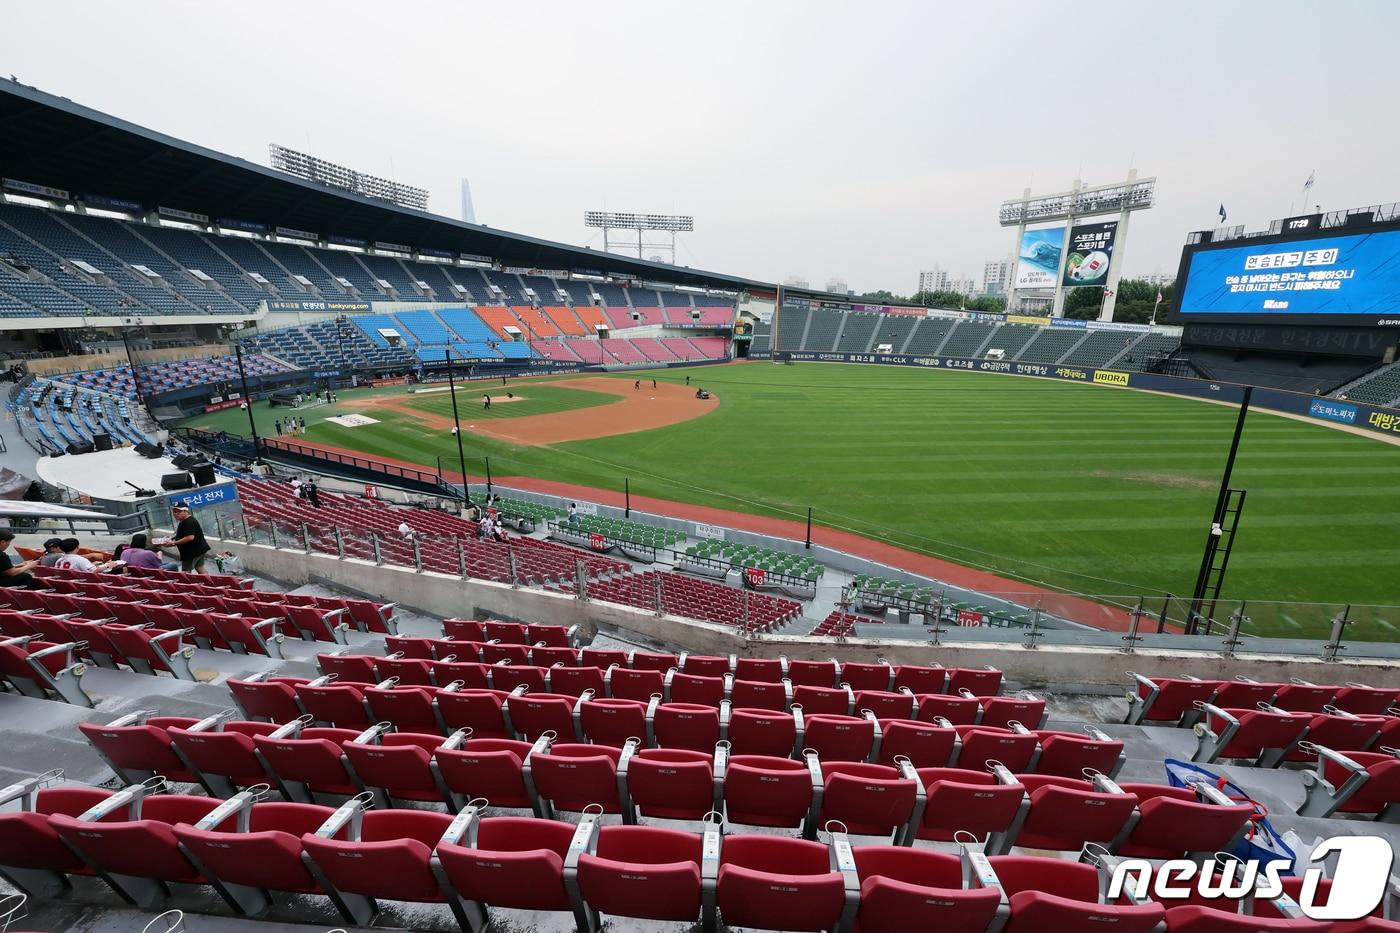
[792,684,850,715]
[716,835,845,933]
[726,708,797,758]
[669,671,725,706]
[956,726,1037,772]
[878,719,956,768]
[724,754,812,828]
[437,689,510,738]
[579,697,647,747]
[531,743,623,813]
[652,703,721,751]
[820,761,917,837]
[916,768,1024,842]
[436,816,573,910]
[854,846,1001,933]
[787,659,838,688]
[295,682,372,729]
[578,825,703,922]
[731,678,787,711]
[1015,774,1138,851]
[1117,784,1254,858]
[628,748,714,819]
[804,714,875,762]
[434,738,535,808]
[1033,730,1124,777]
[505,693,575,741]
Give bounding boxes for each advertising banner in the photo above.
[1015,226,1065,289]
[773,350,1400,440]
[1178,229,1400,318]
[1062,221,1118,286]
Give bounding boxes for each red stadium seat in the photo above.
[947,667,1004,697]
[803,713,876,762]
[374,655,434,686]
[168,715,279,797]
[227,675,307,723]
[715,835,848,933]
[1297,746,1400,819]
[954,724,1038,772]
[625,747,715,820]
[976,692,1047,730]
[252,722,362,798]
[342,724,455,807]
[1165,905,1330,932]
[840,661,892,692]
[852,845,1001,933]
[1032,727,1126,777]
[992,770,1138,854]
[734,657,785,682]
[721,751,813,829]
[792,683,852,715]
[892,664,946,695]
[853,689,915,720]
[730,677,788,711]
[667,670,726,706]
[530,741,628,817]
[79,714,201,785]
[1192,704,1312,764]
[0,778,113,897]
[316,652,377,683]
[652,702,722,751]
[294,678,373,729]
[991,855,1165,933]
[725,706,798,757]
[787,658,839,688]
[1271,680,1337,713]
[577,824,704,923]
[1112,782,1254,858]
[810,757,921,843]
[1331,684,1400,716]
[915,766,1026,842]
[877,718,957,768]
[578,695,649,747]
[437,688,511,738]
[364,683,443,733]
[608,666,665,701]
[548,664,605,697]
[435,812,575,919]
[1125,673,1220,725]
[0,636,90,706]
[679,653,732,677]
[434,735,548,814]
[915,692,982,725]
[505,691,579,741]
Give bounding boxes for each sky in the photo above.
[5,0,1399,294]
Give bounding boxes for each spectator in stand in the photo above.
[162,504,210,573]
[54,538,96,572]
[398,521,416,542]
[119,534,163,570]
[305,480,321,509]
[37,538,65,567]
[291,477,304,499]
[567,503,579,525]
[0,529,40,589]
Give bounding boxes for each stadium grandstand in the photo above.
[3,25,1400,933]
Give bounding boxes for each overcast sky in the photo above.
[6,0,1399,293]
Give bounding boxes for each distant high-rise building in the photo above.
[982,258,1015,296]
[783,275,810,289]
[460,178,476,224]
[825,277,848,296]
[918,268,976,296]
[1139,271,1175,287]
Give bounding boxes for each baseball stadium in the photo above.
[1,13,1400,933]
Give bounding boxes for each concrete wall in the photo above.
[212,537,1400,692]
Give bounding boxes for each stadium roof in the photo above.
[0,78,766,292]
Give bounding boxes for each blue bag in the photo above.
[1163,758,1296,872]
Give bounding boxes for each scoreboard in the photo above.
[1173,222,1400,327]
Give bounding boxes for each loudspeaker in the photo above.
[66,441,95,455]
[190,462,217,487]
[160,472,194,491]
[135,441,164,459]
[92,432,113,452]
[172,454,200,470]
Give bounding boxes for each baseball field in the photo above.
[182,362,1400,640]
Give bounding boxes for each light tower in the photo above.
[460,178,476,224]
[584,211,693,264]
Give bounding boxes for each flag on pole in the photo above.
[1303,171,1315,193]
[1218,204,1228,223]
[1155,289,1163,304]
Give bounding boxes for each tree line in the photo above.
[858,278,1174,324]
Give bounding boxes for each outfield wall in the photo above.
[757,350,1400,441]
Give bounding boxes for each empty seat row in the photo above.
[1191,703,1399,766]
[0,775,1318,932]
[1127,673,1399,723]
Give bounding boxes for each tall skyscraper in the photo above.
[460,178,476,224]
[982,258,1015,296]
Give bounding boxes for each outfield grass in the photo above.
[184,364,1400,637]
